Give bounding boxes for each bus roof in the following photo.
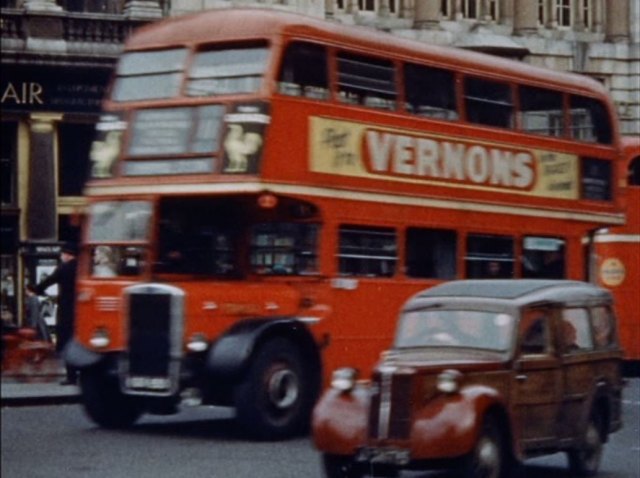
[126,8,608,98]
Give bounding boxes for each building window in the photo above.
[464,77,514,129]
[0,121,17,206]
[406,228,457,279]
[278,42,329,100]
[466,234,514,278]
[358,0,397,13]
[581,0,593,29]
[404,64,458,120]
[58,0,122,13]
[338,226,397,277]
[556,0,572,27]
[58,122,93,196]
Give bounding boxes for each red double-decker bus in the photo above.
[595,136,640,374]
[67,8,626,439]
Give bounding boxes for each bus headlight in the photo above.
[186,334,209,352]
[331,367,359,393]
[437,369,463,394]
[89,328,110,348]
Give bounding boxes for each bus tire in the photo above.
[79,367,143,429]
[233,337,312,440]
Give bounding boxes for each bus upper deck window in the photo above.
[569,95,613,144]
[519,86,564,137]
[337,52,396,111]
[404,64,458,121]
[464,77,514,129]
[278,42,329,100]
[187,44,269,96]
[111,48,188,102]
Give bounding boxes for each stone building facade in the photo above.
[1,0,638,325]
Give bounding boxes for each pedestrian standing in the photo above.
[26,243,78,385]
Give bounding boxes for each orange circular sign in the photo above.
[600,258,625,287]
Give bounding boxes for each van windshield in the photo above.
[395,309,514,351]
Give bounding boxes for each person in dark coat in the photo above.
[27,243,78,385]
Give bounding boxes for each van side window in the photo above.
[520,312,549,355]
[591,306,616,349]
[561,308,594,353]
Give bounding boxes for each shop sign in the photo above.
[1,65,111,113]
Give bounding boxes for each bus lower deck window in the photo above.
[339,226,397,277]
[465,234,514,279]
[406,228,457,279]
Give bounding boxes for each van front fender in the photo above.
[312,385,370,455]
[411,385,509,459]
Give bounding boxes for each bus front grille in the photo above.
[121,284,184,396]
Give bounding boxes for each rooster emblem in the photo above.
[90,131,121,178]
[223,124,263,173]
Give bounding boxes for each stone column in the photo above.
[414,0,441,28]
[605,0,630,42]
[546,0,557,28]
[453,0,463,20]
[593,0,604,33]
[379,0,390,17]
[325,0,335,18]
[499,0,512,26]
[513,0,538,35]
[573,0,586,31]
[26,114,60,241]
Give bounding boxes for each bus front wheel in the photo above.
[79,367,143,429]
[234,337,313,440]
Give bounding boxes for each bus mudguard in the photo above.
[64,339,104,368]
[206,317,320,380]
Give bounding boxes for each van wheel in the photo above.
[234,338,314,440]
[322,454,363,478]
[567,413,604,476]
[80,367,143,429]
[461,417,508,478]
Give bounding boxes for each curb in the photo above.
[1,393,80,407]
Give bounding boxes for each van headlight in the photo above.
[331,367,359,393]
[437,369,463,394]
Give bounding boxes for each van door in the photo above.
[557,307,596,443]
[513,307,562,451]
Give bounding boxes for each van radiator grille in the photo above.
[368,372,413,440]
